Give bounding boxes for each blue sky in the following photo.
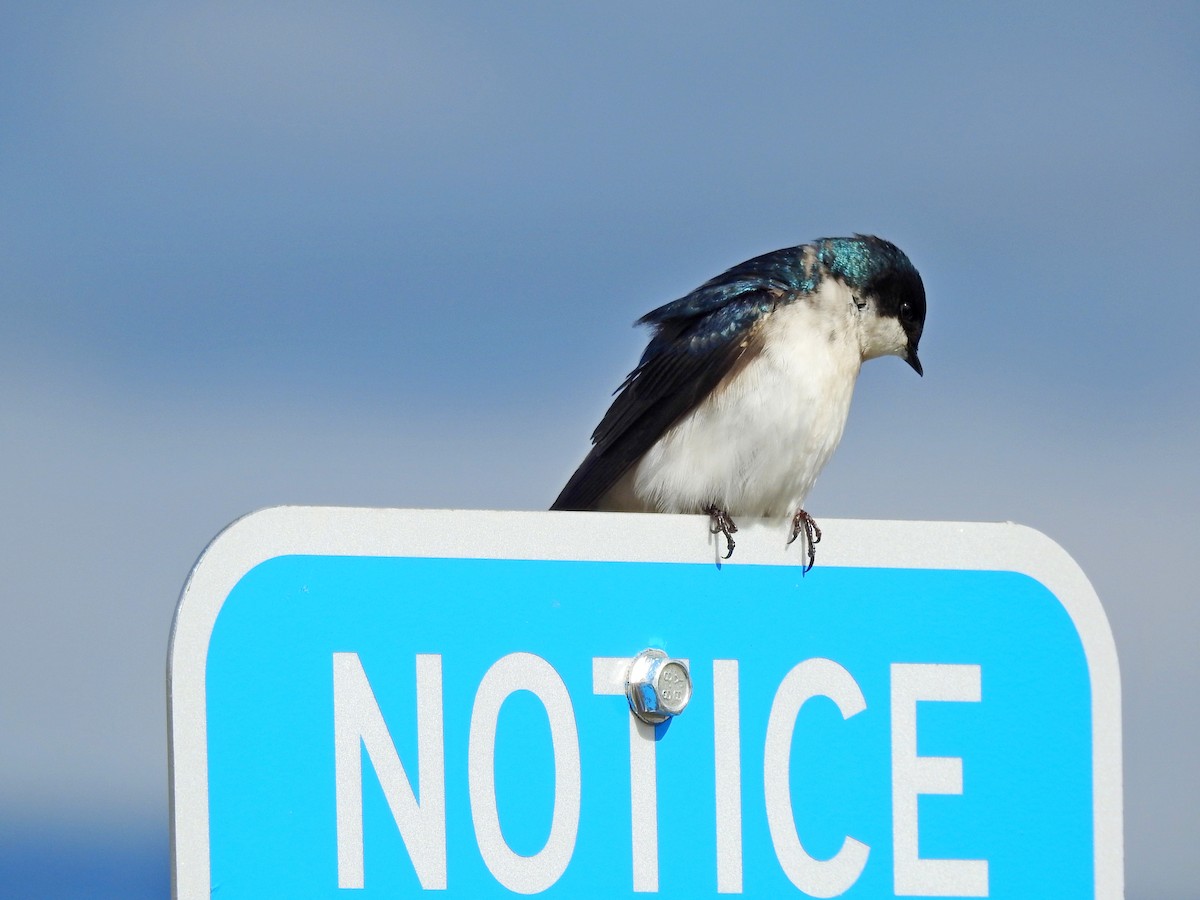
[1,2,1197,896]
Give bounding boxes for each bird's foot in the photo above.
[705,505,738,559]
[787,509,822,574]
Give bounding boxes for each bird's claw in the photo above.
[706,505,738,559]
[788,509,822,573]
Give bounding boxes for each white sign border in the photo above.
[168,507,1123,898]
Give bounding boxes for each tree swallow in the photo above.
[552,235,926,570]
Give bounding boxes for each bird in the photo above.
[551,235,926,571]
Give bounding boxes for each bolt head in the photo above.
[625,649,692,724]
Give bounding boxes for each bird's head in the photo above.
[818,235,926,375]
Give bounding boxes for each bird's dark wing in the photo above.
[552,248,807,511]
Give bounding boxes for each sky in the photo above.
[1,2,1197,896]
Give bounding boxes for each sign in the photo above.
[168,508,1122,898]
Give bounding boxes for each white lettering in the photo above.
[764,658,870,897]
[713,659,743,894]
[891,663,988,897]
[332,652,446,889]
[593,656,660,892]
[468,652,581,894]
[331,650,993,895]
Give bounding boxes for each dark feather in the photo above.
[552,248,807,511]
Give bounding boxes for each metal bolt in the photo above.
[625,649,692,724]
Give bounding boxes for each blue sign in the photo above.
[168,509,1122,898]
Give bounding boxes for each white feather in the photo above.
[599,277,908,520]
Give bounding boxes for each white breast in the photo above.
[601,285,863,519]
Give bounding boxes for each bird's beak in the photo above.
[906,348,923,376]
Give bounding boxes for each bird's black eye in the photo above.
[900,301,914,323]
